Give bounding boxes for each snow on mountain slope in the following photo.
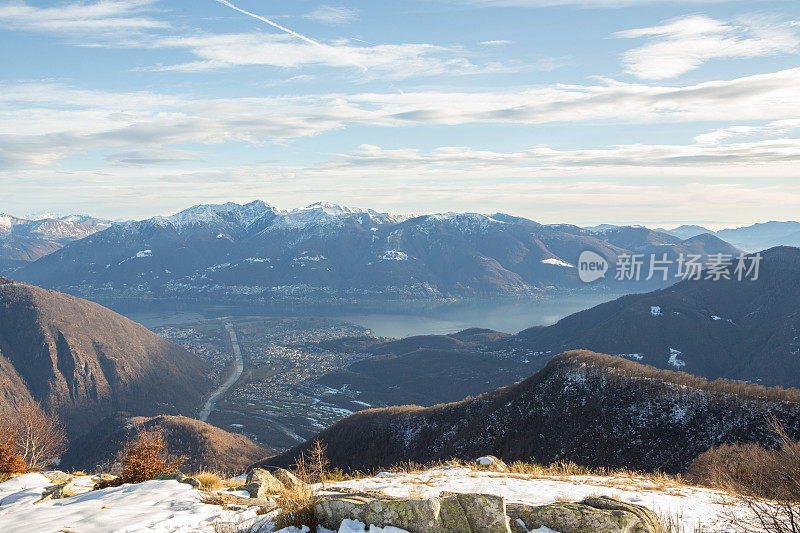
[18,201,744,300]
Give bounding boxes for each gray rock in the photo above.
[453,492,510,533]
[272,468,308,492]
[154,472,200,487]
[476,456,509,472]
[508,497,665,533]
[239,468,285,498]
[580,497,664,533]
[315,491,511,533]
[35,483,69,504]
[40,470,72,484]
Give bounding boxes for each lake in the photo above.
[108,292,619,337]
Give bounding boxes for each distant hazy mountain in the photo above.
[0,278,212,438]
[652,224,714,241]
[716,221,800,251]
[651,221,800,252]
[266,351,800,474]
[19,201,740,301]
[0,213,110,272]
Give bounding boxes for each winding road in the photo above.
[199,322,244,422]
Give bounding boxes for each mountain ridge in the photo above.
[18,201,740,301]
[263,350,800,474]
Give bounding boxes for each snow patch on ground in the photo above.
[0,467,759,532]
[381,250,408,261]
[668,348,686,368]
[541,258,574,268]
[650,306,662,316]
[135,249,152,258]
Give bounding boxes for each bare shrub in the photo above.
[273,482,318,531]
[0,403,66,471]
[689,419,800,532]
[118,426,185,484]
[272,441,328,530]
[11,403,66,470]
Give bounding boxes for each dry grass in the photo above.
[195,471,224,491]
[213,515,271,533]
[273,483,318,530]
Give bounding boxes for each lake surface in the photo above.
[109,292,619,337]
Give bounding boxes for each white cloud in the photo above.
[447,0,733,7]
[329,136,800,169]
[5,67,800,170]
[480,39,512,45]
[617,15,800,80]
[149,33,499,79]
[0,0,167,36]
[303,5,360,25]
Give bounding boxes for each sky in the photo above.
[2,0,800,227]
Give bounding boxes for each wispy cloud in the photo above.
[480,39,512,45]
[105,149,202,166]
[452,0,734,7]
[0,0,167,36]
[303,5,360,25]
[5,67,800,170]
[617,15,800,80]
[149,33,497,79]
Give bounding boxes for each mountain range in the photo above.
[17,201,741,301]
[0,213,110,273]
[648,221,800,252]
[265,351,800,474]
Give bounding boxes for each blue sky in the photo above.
[2,0,800,227]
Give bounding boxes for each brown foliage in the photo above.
[0,425,28,475]
[689,419,800,532]
[118,426,185,484]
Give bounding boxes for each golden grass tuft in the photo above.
[195,471,223,491]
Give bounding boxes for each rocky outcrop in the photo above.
[315,491,510,533]
[239,468,285,498]
[508,497,664,533]
[238,467,308,498]
[315,491,663,533]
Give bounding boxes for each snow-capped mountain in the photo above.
[0,213,111,272]
[18,201,741,301]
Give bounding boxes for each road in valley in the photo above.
[199,322,244,422]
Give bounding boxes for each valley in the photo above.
[155,316,380,450]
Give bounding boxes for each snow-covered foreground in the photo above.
[324,466,748,532]
[0,467,751,532]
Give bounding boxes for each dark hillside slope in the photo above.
[319,330,536,407]
[266,351,800,474]
[61,414,271,474]
[515,247,800,386]
[0,278,212,437]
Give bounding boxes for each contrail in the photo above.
[214,0,324,48]
[213,0,367,72]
